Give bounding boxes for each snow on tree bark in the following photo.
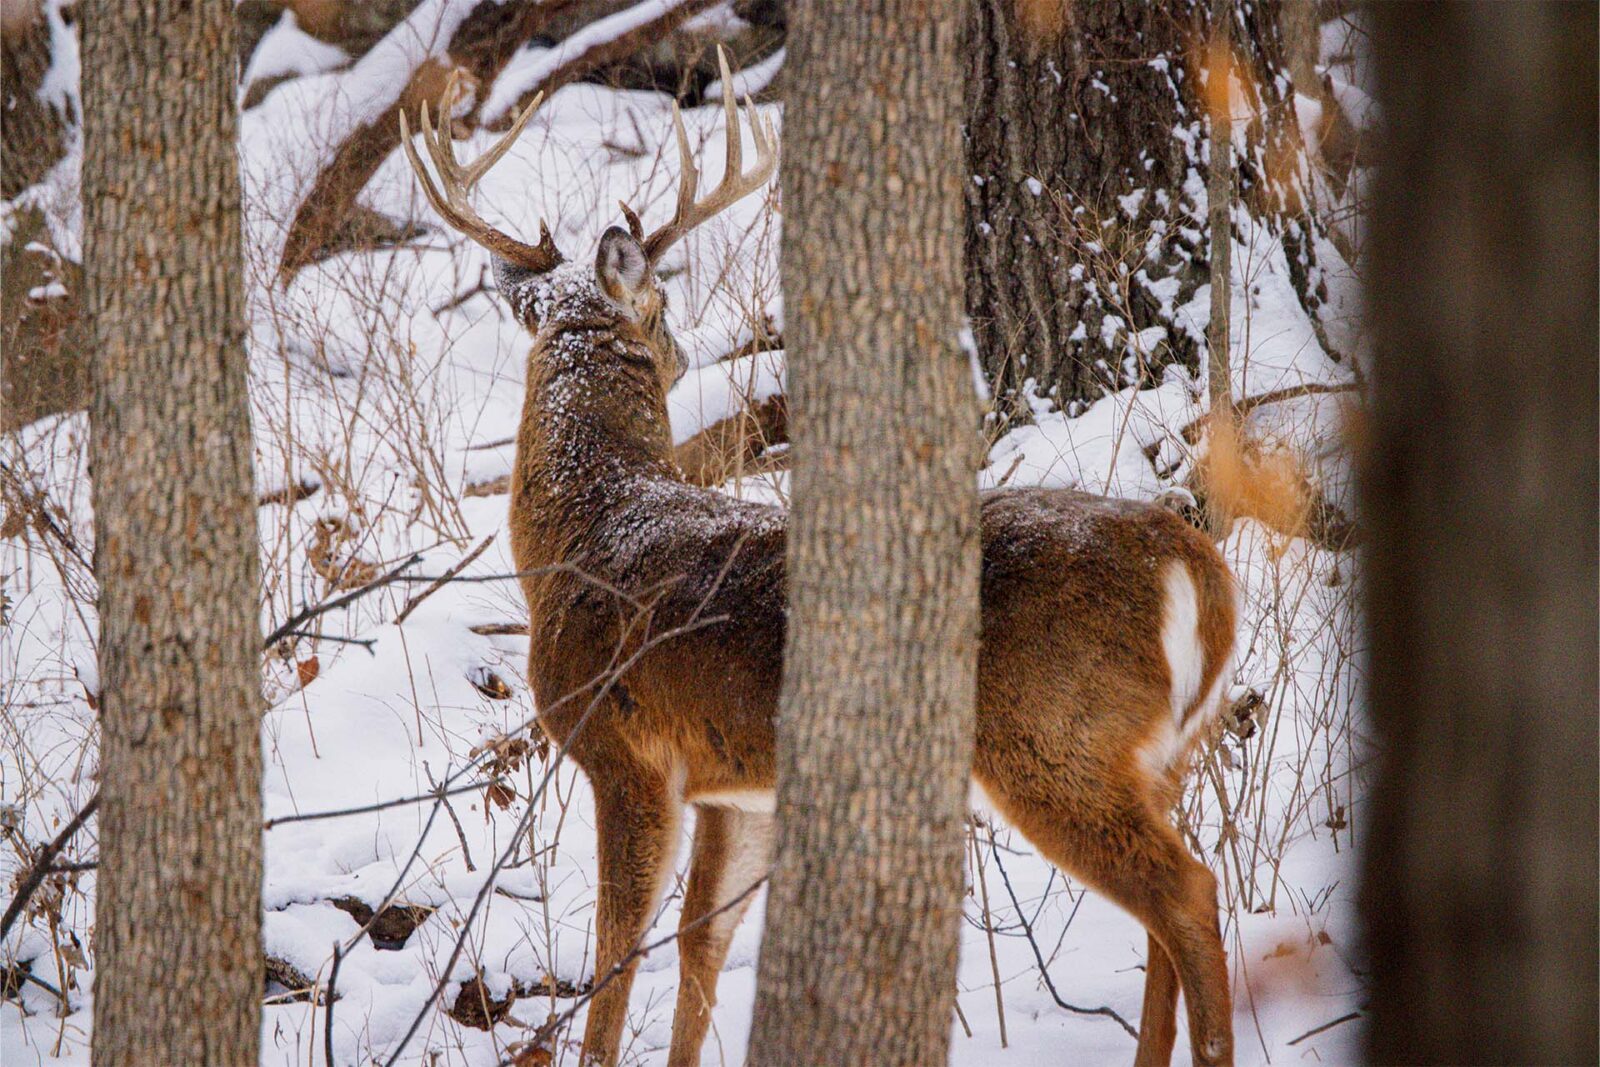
[963,0,1328,419]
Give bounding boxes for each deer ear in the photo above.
[595,226,650,312]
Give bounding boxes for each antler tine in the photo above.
[642,44,780,264]
[717,46,742,180]
[670,104,699,227]
[398,75,563,274]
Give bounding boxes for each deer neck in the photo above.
[509,321,679,572]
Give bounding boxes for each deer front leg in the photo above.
[667,806,773,1067]
[581,766,683,1066]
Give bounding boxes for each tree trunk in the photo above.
[747,1,978,1063]
[964,0,1321,419]
[2,1,88,429]
[1361,4,1598,1064]
[82,1,265,1063]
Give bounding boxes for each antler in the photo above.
[642,46,779,265]
[399,71,563,273]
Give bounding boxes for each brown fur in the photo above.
[493,248,1236,1066]
[402,83,1235,1065]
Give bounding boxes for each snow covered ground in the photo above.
[3,12,1372,1066]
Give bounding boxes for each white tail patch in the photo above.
[1144,561,1224,775]
[1161,561,1205,727]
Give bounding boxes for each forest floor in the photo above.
[2,12,1373,1066]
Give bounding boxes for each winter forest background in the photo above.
[1,2,1594,1066]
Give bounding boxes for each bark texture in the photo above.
[964,0,1320,417]
[2,2,88,429]
[82,1,265,1062]
[1362,4,1598,1063]
[746,1,979,1063]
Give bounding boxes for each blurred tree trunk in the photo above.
[1362,4,1598,1064]
[747,0,979,1063]
[82,0,264,1063]
[1278,0,1320,95]
[965,0,1324,421]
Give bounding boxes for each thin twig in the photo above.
[341,788,447,956]
[279,631,377,649]
[971,821,1009,1048]
[512,876,770,1064]
[394,535,495,625]
[265,779,492,830]
[430,266,493,316]
[324,941,343,1067]
[986,825,1139,1040]
[42,860,96,875]
[1286,1010,1360,1046]
[262,553,424,648]
[427,762,477,873]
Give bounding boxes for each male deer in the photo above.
[402,57,1236,1067]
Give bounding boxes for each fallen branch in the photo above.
[278,0,583,281]
[481,0,719,130]
[1178,381,1362,445]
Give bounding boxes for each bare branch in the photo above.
[0,792,100,941]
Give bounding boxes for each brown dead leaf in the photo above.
[297,656,320,688]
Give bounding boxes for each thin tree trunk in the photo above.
[747,1,979,1063]
[1204,0,1235,536]
[82,1,264,1062]
[1362,4,1598,1063]
[1205,0,1233,421]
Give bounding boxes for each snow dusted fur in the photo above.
[492,241,1237,1066]
[408,79,1237,1067]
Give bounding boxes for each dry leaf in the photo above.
[485,782,515,810]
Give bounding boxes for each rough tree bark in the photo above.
[82,1,265,1063]
[747,0,979,1063]
[964,0,1322,419]
[1362,4,1598,1064]
[2,1,87,429]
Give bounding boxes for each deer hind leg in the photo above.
[980,766,1233,1067]
[580,763,684,1067]
[1135,933,1181,1067]
[667,806,773,1067]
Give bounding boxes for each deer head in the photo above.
[400,49,778,394]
